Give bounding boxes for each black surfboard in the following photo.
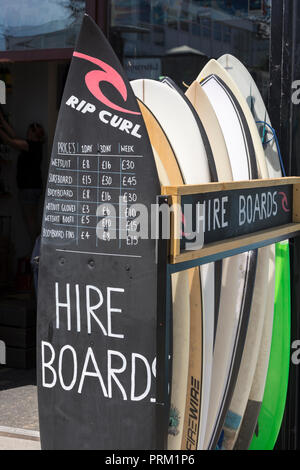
[37,15,162,450]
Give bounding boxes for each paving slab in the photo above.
[0,367,39,431]
[0,426,40,450]
[0,436,41,450]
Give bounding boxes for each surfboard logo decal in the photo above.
[73,51,141,116]
[279,192,291,213]
[169,406,180,436]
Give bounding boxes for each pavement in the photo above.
[0,427,40,450]
[0,367,41,450]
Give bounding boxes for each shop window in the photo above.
[167,7,179,30]
[202,17,211,38]
[109,0,271,91]
[153,26,165,47]
[180,2,190,32]
[213,22,222,41]
[191,20,201,36]
[0,0,86,51]
[223,25,231,43]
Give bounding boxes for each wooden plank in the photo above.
[162,177,300,197]
[171,223,300,264]
[169,195,181,259]
[293,183,300,223]
[138,100,183,186]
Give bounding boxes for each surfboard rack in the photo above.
[156,177,300,449]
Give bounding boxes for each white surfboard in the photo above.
[220,246,270,449]
[217,54,277,449]
[159,77,224,451]
[184,80,241,450]
[235,250,275,450]
[209,55,271,449]
[137,99,203,450]
[197,60,268,181]
[132,79,214,450]
[193,69,259,449]
[197,61,276,449]
[185,81,233,183]
[218,54,282,178]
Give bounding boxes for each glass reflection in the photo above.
[110,0,271,97]
[0,0,85,51]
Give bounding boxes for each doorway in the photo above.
[0,59,70,433]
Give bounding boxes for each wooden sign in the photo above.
[162,178,300,264]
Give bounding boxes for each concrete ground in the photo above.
[0,366,41,450]
[0,437,40,450]
[0,427,40,450]
[0,367,39,431]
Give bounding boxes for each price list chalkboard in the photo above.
[43,145,144,255]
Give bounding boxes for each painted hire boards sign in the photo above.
[181,185,293,252]
[37,15,161,450]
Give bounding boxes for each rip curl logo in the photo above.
[73,52,140,116]
[279,192,291,213]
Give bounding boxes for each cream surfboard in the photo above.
[209,59,273,451]
[163,75,258,451]
[198,59,275,450]
[197,62,271,450]
[184,80,238,450]
[161,77,225,451]
[234,267,275,450]
[137,99,203,450]
[217,55,279,449]
[131,79,214,450]
[162,75,257,451]
[185,81,232,183]
[185,81,271,451]
[220,246,270,449]
[218,54,282,178]
[198,60,268,180]
[196,69,258,450]
[215,55,272,449]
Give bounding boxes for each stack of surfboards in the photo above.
[131,55,290,451]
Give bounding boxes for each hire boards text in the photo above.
[41,282,156,403]
[197,190,279,233]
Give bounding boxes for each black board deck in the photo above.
[37,15,162,450]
